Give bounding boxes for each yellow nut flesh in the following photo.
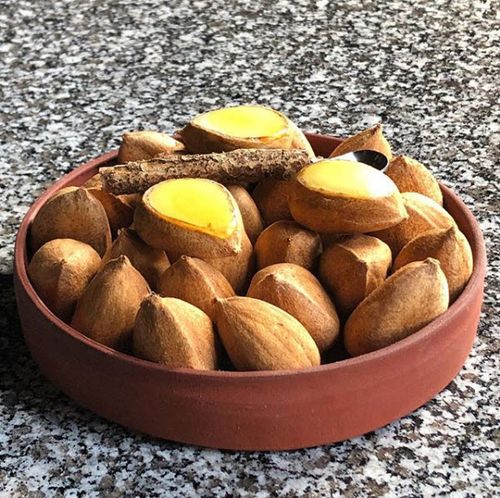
[290,159,406,234]
[146,178,238,240]
[195,105,289,140]
[298,159,395,199]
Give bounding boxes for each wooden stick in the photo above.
[99,148,311,194]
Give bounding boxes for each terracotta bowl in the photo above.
[14,134,486,451]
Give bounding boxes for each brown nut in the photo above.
[71,255,150,351]
[318,234,392,319]
[133,294,217,370]
[214,296,321,371]
[157,255,235,320]
[344,258,449,356]
[254,220,322,271]
[28,238,101,321]
[393,225,473,302]
[247,263,340,352]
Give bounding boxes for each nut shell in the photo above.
[30,187,112,257]
[247,264,339,352]
[157,256,235,320]
[371,192,456,256]
[87,187,134,235]
[319,234,392,319]
[133,294,217,370]
[254,220,322,271]
[71,255,150,351]
[329,123,392,160]
[215,296,321,371]
[344,258,449,356]
[251,179,293,224]
[204,232,255,294]
[385,155,443,205]
[118,131,184,163]
[28,238,101,321]
[227,185,263,244]
[103,228,170,290]
[393,225,473,302]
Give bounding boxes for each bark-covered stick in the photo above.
[99,148,311,194]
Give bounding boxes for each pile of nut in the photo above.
[27,105,473,371]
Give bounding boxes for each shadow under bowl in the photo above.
[13,134,486,451]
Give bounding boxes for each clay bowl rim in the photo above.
[14,135,487,380]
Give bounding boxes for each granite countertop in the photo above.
[0,0,498,496]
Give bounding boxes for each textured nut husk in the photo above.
[227,184,263,244]
[251,179,293,224]
[344,258,449,356]
[134,181,244,260]
[28,239,101,321]
[370,192,456,256]
[71,255,150,351]
[179,107,293,154]
[247,263,339,352]
[118,131,184,163]
[393,225,473,302]
[102,228,170,291]
[214,296,320,371]
[318,234,392,319]
[385,155,443,205]
[157,256,235,320]
[289,171,407,234]
[329,123,392,160]
[87,187,134,235]
[254,220,322,271]
[133,294,217,370]
[204,232,254,294]
[30,187,112,257]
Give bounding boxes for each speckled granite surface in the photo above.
[0,0,498,496]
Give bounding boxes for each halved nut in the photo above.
[134,178,245,260]
[289,159,407,233]
[179,105,293,153]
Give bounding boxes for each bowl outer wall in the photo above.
[13,135,486,451]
